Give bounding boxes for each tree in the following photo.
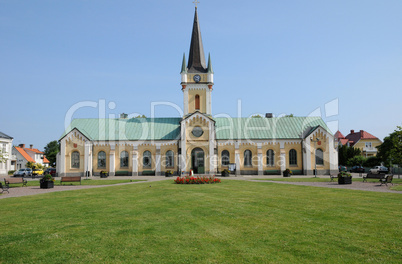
[377,126,402,166]
[346,155,367,167]
[363,156,381,168]
[0,150,7,163]
[251,114,262,118]
[44,140,59,166]
[338,145,361,166]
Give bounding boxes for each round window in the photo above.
[192,126,204,137]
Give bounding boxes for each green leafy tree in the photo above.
[44,140,59,166]
[0,150,7,163]
[338,145,361,166]
[26,161,35,168]
[134,115,146,118]
[377,126,402,167]
[363,156,381,168]
[251,114,262,118]
[284,114,294,117]
[346,155,367,167]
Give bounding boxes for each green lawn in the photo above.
[252,176,402,191]
[5,179,144,188]
[0,180,401,263]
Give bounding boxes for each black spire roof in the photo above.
[187,7,207,73]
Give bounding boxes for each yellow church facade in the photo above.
[57,7,338,177]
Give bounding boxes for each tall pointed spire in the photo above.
[207,53,213,73]
[187,7,207,73]
[181,53,187,73]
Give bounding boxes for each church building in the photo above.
[58,7,338,177]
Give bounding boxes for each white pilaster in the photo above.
[180,120,187,173]
[183,88,189,116]
[84,141,92,177]
[303,139,312,175]
[206,89,211,115]
[132,149,138,176]
[208,122,215,174]
[280,152,286,173]
[328,136,338,173]
[156,146,161,176]
[235,151,240,176]
[60,138,66,176]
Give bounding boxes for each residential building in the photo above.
[0,131,14,176]
[12,144,50,170]
[335,129,382,157]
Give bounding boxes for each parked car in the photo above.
[338,165,347,172]
[32,168,44,176]
[350,166,365,173]
[13,168,32,177]
[369,166,389,174]
[43,168,57,177]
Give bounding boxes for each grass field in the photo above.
[252,176,402,191]
[0,180,401,263]
[5,179,144,188]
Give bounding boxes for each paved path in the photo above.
[0,175,400,199]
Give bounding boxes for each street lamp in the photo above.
[311,138,320,178]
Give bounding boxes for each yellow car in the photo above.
[32,169,44,176]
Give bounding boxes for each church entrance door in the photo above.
[191,148,205,174]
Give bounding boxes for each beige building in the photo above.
[58,7,338,177]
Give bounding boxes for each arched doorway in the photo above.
[191,148,205,174]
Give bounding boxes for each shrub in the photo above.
[174,175,221,184]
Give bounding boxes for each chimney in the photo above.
[265,113,273,118]
[350,130,354,134]
[19,144,25,148]
[30,144,33,149]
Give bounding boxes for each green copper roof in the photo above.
[61,116,331,142]
[61,118,181,141]
[214,116,331,140]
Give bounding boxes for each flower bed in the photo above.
[174,175,221,184]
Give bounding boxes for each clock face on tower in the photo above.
[192,126,204,137]
[193,74,201,83]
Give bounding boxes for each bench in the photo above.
[363,173,385,182]
[60,176,82,185]
[115,171,130,176]
[4,178,27,187]
[330,175,337,182]
[380,175,393,186]
[0,182,9,193]
[141,170,155,176]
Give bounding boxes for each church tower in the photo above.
[181,6,214,116]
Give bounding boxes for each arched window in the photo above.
[244,150,252,166]
[266,149,275,166]
[71,151,80,168]
[120,151,129,168]
[195,94,200,110]
[98,151,106,168]
[316,148,324,165]
[166,150,174,168]
[143,151,152,168]
[289,149,297,166]
[221,150,230,166]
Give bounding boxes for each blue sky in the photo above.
[1,0,401,150]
